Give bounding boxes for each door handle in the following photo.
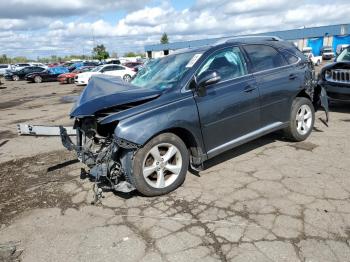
[244,85,256,92]
[289,73,298,80]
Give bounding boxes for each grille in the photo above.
[326,69,350,84]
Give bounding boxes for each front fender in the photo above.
[113,95,205,151]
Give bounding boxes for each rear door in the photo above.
[242,44,301,126]
[194,46,261,157]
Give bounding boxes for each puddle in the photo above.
[289,142,318,152]
[60,95,78,103]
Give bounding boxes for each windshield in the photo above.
[131,51,202,90]
[337,47,350,62]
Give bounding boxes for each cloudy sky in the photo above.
[1,0,349,59]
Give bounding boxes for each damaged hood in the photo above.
[70,75,161,117]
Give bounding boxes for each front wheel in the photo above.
[283,97,315,142]
[123,133,189,196]
[123,74,131,82]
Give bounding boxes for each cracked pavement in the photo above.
[0,81,350,261]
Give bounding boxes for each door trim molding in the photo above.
[207,121,284,158]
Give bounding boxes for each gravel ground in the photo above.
[0,76,350,262]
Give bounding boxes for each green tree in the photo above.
[125,52,137,57]
[92,44,110,60]
[160,33,169,44]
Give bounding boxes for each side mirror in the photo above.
[195,70,221,97]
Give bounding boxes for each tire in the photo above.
[12,75,19,81]
[34,76,42,83]
[283,97,315,142]
[123,133,189,196]
[123,74,131,82]
[316,60,321,66]
[68,78,73,84]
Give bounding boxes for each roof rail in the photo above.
[214,35,282,46]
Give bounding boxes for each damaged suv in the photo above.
[61,36,328,197]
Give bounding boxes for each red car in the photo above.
[123,62,143,72]
[57,66,95,84]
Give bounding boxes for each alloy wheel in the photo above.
[142,143,182,189]
[296,104,312,135]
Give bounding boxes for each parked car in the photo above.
[4,66,45,81]
[68,61,99,72]
[29,62,48,69]
[302,47,322,66]
[320,46,335,60]
[57,66,95,84]
[13,63,31,71]
[60,36,328,197]
[25,66,69,83]
[0,64,12,76]
[74,64,135,85]
[336,44,349,56]
[319,46,350,101]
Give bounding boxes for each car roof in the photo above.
[171,36,291,56]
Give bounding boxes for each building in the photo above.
[144,23,350,58]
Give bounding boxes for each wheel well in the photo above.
[296,89,311,100]
[165,127,202,157]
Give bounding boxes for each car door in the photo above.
[242,44,301,127]
[193,46,260,157]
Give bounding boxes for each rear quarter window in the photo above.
[281,50,300,65]
[243,44,286,72]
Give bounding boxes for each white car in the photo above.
[302,48,322,66]
[0,64,12,76]
[75,64,135,85]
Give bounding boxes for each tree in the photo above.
[160,33,169,44]
[92,44,110,60]
[125,52,137,57]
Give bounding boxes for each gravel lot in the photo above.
[0,76,350,262]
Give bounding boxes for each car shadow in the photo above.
[329,101,350,114]
[190,132,283,174]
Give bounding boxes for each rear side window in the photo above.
[243,45,286,72]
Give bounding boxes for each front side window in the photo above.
[197,47,247,82]
[244,45,286,72]
[102,66,115,72]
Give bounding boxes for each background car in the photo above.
[123,61,143,72]
[4,66,45,81]
[74,64,135,85]
[319,46,350,101]
[0,64,12,76]
[321,46,335,60]
[302,47,322,66]
[25,66,69,83]
[13,63,31,71]
[57,66,95,84]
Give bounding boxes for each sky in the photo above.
[0,0,349,59]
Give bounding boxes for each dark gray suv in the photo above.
[61,36,328,197]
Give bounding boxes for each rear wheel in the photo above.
[284,97,315,142]
[316,60,321,66]
[123,133,189,196]
[34,76,42,83]
[68,78,73,84]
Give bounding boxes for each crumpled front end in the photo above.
[60,117,137,202]
[59,76,162,202]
